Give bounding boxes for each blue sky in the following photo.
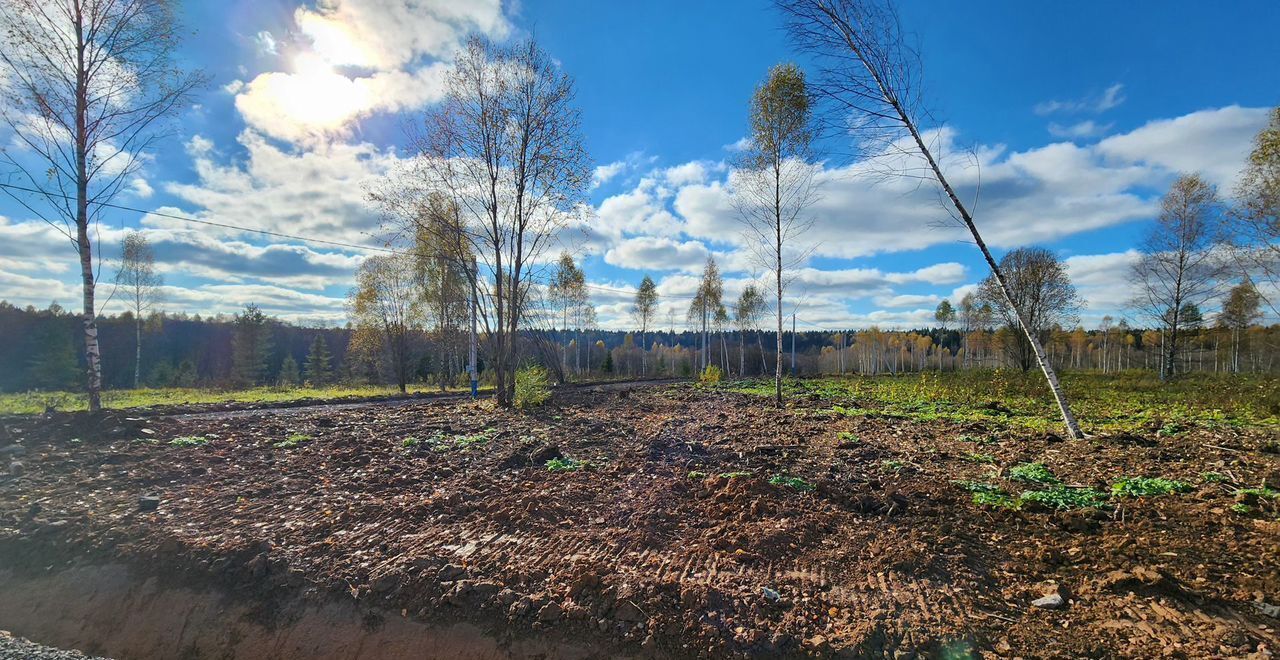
[2,0,1278,329]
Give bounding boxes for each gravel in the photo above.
[0,631,110,660]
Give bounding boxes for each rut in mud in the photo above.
[1,382,1278,658]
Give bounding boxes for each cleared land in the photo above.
[1,373,1278,658]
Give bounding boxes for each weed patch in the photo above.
[274,433,312,449]
[168,436,208,447]
[546,457,587,471]
[1111,477,1191,498]
[1020,486,1109,510]
[769,475,815,492]
[1009,462,1059,485]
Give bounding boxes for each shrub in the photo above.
[1009,462,1059,485]
[514,366,551,409]
[698,364,723,385]
[1110,476,1191,498]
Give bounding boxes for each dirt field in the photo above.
[2,379,1278,658]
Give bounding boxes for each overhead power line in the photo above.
[0,180,707,301]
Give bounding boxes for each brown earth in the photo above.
[1,383,1278,658]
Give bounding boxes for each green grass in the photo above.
[836,431,860,444]
[687,470,708,479]
[963,451,997,464]
[1110,476,1192,498]
[769,475,816,492]
[168,435,208,447]
[0,383,468,415]
[1236,487,1280,500]
[719,371,1280,434]
[1009,462,1059,485]
[718,470,752,479]
[545,457,587,471]
[274,433,313,449]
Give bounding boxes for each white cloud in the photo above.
[591,161,626,189]
[231,0,509,144]
[663,161,709,187]
[1035,83,1126,116]
[1096,105,1269,189]
[234,61,450,144]
[604,237,710,272]
[254,30,278,56]
[162,130,399,244]
[1048,120,1113,140]
[875,293,941,308]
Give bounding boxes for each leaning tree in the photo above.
[775,0,1085,438]
[0,0,203,409]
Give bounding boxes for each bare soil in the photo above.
[1,383,1278,658]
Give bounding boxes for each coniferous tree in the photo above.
[230,304,272,387]
[278,355,301,386]
[27,326,79,391]
[304,335,333,386]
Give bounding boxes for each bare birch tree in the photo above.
[732,63,819,406]
[379,36,590,406]
[1130,174,1226,380]
[0,0,203,410]
[775,0,1085,438]
[113,230,162,388]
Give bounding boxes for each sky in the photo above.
[1,0,1278,331]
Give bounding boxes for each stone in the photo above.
[138,495,160,511]
[614,599,646,622]
[8,461,22,477]
[1032,593,1065,609]
[536,601,563,622]
[438,564,466,582]
[0,445,26,457]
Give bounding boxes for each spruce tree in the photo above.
[279,355,301,386]
[231,304,272,387]
[304,335,333,386]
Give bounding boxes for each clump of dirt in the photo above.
[1,383,1278,658]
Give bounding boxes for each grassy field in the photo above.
[722,370,1280,434]
[0,383,468,415]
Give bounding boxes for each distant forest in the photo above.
[4,300,1277,394]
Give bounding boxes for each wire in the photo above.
[0,180,708,301]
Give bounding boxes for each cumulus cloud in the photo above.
[604,236,710,272]
[591,161,626,189]
[1096,105,1269,189]
[231,0,508,144]
[162,130,399,243]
